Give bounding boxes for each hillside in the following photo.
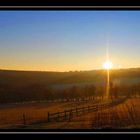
[0,68,140,87]
[0,68,140,104]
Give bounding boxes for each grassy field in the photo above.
[12,98,140,129]
[0,97,139,129]
[0,99,102,128]
[0,69,140,129]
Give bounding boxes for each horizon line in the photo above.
[0,67,140,73]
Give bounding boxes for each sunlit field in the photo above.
[27,98,140,129]
[0,69,140,129]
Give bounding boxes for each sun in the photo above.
[103,60,113,70]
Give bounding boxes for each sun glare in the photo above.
[103,60,113,70]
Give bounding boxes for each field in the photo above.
[15,97,140,129]
[0,69,140,129]
[0,99,101,128]
[0,97,140,129]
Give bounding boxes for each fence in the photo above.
[47,97,128,122]
[0,97,127,128]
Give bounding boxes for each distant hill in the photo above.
[0,68,140,87]
[0,68,140,103]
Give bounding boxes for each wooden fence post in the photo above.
[76,108,78,116]
[97,105,99,111]
[23,113,26,125]
[64,110,67,120]
[83,107,85,113]
[69,110,72,121]
[88,106,90,112]
[57,112,60,122]
[48,112,50,122]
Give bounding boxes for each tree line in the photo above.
[0,83,96,104]
[0,82,140,104]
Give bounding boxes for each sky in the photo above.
[0,11,140,71]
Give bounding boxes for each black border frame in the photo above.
[1,6,140,10]
[0,0,140,6]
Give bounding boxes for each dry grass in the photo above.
[0,99,100,128]
[19,98,140,129]
[1,97,140,129]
